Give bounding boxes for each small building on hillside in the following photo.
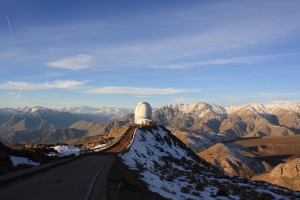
[134,102,154,125]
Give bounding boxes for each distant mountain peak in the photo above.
[165,102,227,116]
[225,101,300,114]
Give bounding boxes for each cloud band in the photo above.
[86,86,189,95]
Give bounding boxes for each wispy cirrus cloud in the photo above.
[0,80,87,90]
[152,52,300,69]
[86,86,192,95]
[136,95,156,98]
[47,55,92,70]
[257,92,300,100]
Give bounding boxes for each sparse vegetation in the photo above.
[216,187,228,196]
[195,183,204,191]
[181,186,191,194]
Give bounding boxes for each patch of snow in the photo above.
[46,152,59,157]
[53,145,81,157]
[10,156,40,166]
[91,143,107,149]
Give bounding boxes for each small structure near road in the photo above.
[134,102,154,125]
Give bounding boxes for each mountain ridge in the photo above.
[1,102,299,144]
[153,101,300,137]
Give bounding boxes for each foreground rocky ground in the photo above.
[252,158,300,191]
[107,156,165,200]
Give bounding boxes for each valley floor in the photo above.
[231,135,300,166]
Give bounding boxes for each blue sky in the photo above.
[1,0,300,108]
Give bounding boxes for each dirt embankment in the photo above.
[104,127,136,153]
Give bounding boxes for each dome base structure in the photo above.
[135,118,153,125]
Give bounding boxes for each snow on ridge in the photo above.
[225,103,267,115]
[0,106,132,118]
[57,106,133,117]
[120,126,203,200]
[225,102,300,115]
[166,102,227,117]
[265,102,300,113]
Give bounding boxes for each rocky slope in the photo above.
[198,143,271,179]
[0,107,86,134]
[171,129,228,152]
[0,114,133,144]
[120,126,299,199]
[0,106,131,134]
[0,128,87,144]
[69,114,133,137]
[171,130,276,179]
[252,158,300,191]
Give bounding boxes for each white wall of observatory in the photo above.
[134,102,152,124]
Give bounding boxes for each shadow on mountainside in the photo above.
[258,154,295,166]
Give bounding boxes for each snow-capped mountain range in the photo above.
[226,102,300,115]
[1,101,299,119]
[166,102,300,116]
[1,102,299,143]
[1,105,132,119]
[57,105,133,117]
[153,102,300,137]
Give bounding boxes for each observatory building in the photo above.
[134,102,153,125]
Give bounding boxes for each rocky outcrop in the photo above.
[198,143,270,178]
[252,158,300,191]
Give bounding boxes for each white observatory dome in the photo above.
[134,102,153,125]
